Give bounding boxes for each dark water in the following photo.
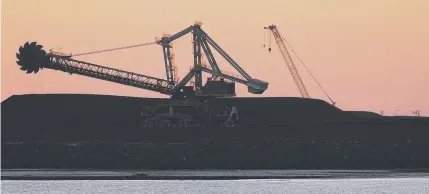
[2,178,429,194]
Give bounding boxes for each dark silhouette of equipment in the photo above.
[15,22,267,128]
[16,22,268,99]
[264,25,336,106]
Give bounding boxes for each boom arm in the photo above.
[49,55,172,95]
[197,28,252,80]
[265,25,310,98]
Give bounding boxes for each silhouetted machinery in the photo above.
[264,24,336,106]
[16,22,266,128]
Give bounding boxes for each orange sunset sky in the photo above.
[1,0,428,116]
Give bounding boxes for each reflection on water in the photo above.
[3,178,429,194]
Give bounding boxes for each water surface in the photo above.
[3,178,429,194]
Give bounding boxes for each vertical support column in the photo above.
[162,46,171,84]
[166,46,175,86]
[192,31,203,94]
[162,44,176,87]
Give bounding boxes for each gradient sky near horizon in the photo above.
[2,0,428,116]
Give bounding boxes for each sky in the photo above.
[2,0,428,116]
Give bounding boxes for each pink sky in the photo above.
[2,0,428,116]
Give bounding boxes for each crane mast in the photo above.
[264,25,310,98]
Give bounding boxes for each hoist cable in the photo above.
[72,41,157,57]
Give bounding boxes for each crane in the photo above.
[16,22,268,99]
[264,25,336,105]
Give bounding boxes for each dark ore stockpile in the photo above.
[2,94,429,170]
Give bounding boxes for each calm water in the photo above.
[2,178,429,194]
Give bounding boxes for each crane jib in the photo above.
[264,25,335,105]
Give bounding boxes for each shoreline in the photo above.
[2,169,429,180]
[0,175,338,180]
